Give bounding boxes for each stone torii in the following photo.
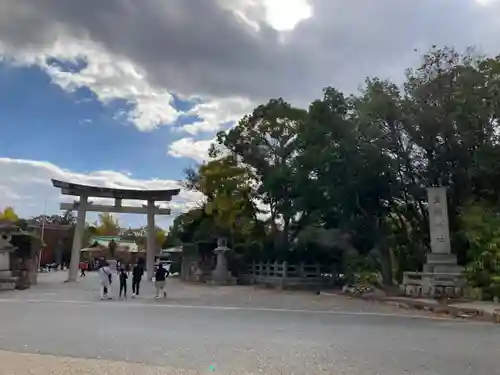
[51,179,180,282]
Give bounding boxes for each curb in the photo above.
[320,291,500,323]
[367,296,499,323]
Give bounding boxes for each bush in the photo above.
[460,202,500,300]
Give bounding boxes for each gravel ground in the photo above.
[0,272,446,316]
[0,350,199,375]
[0,272,498,374]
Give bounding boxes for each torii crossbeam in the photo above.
[51,179,180,282]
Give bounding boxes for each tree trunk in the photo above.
[376,219,394,287]
[379,245,394,287]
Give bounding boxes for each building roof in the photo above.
[51,179,181,201]
[90,236,122,242]
[28,223,73,231]
[86,236,141,253]
[0,221,19,231]
[161,246,183,253]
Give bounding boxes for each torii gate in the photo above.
[51,179,180,282]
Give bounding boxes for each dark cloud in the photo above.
[1,0,500,103]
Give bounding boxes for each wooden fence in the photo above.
[245,261,336,289]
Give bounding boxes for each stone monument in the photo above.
[0,222,19,290]
[402,187,465,298]
[210,238,236,285]
[424,187,463,275]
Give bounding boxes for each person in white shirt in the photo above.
[99,262,113,300]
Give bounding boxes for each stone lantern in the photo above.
[0,222,18,290]
[211,237,235,285]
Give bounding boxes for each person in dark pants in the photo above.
[119,268,128,299]
[131,262,144,297]
[79,261,86,277]
[125,262,131,276]
[154,264,169,299]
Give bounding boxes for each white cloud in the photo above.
[0,36,250,136]
[475,0,499,6]
[168,138,214,163]
[2,0,500,162]
[180,97,254,135]
[0,157,204,227]
[0,38,181,132]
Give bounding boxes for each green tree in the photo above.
[399,47,500,265]
[217,98,307,251]
[460,202,500,300]
[31,210,76,226]
[295,87,400,285]
[174,46,500,287]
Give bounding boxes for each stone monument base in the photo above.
[0,253,16,291]
[0,270,12,278]
[402,253,465,298]
[423,254,463,274]
[0,271,17,290]
[0,279,16,290]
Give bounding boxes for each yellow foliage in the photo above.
[155,228,166,247]
[0,207,19,222]
[95,213,120,236]
[196,156,256,233]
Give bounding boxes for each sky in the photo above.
[1,0,500,229]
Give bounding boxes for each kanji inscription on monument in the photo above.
[427,187,451,254]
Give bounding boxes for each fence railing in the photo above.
[249,261,331,278]
[245,261,335,289]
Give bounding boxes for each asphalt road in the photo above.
[0,272,498,375]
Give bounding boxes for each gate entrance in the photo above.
[51,179,180,281]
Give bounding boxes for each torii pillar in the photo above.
[68,195,88,282]
[146,199,156,281]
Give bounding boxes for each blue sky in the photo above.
[0,62,192,180]
[0,60,214,228]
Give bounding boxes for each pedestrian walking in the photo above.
[79,261,87,277]
[131,262,144,297]
[154,263,169,299]
[99,262,113,300]
[119,267,128,299]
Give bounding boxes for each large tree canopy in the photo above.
[167,47,500,287]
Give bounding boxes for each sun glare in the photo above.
[263,0,312,31]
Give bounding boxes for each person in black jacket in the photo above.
[119,267,128,299]
[131,262,144,297]
[154,264,169,299]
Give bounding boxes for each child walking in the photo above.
[99,262,112,300]
[119,267,128,299]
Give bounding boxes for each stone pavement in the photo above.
[0,272,499,374]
